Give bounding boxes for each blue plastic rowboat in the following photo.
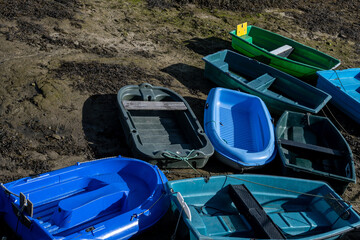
[168,174,360,240]
[0,156,169,240]
[204,88,276,169]
[317,69,360,124]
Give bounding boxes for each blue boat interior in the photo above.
[204,50,327,110]
[169,176,360,239]
[277,112,353,178]
[4,160,158,238]
[213,89,271,153]
[318,70,360,100]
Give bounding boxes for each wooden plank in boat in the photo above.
[325,193,351,220]
[122,100,187,111]
[229,184,285,239]
[279,139,343,157]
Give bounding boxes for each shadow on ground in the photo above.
[162,63,215,96]
[184,37,232,56]
[82,94,130,158]
[183,96,206,124]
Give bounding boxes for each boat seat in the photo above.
[324,193,351,221]
[189,206,207,235]
[270,45,294,58]
[240,35,253,43]
[212,60,229,71]
[52,184,128,228]
[247,73,276,91]
[228,71,249,83]
[122,100,187,111]
[229,184,285,239]
[279,139,343,157]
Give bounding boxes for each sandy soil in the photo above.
[0,0,360,238]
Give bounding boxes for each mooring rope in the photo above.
[171,205,184,240]
[130,192,166,221]
[225,175,360,205]
[324,105,349,134]
[333,69,347,92]
[162,150,204,177]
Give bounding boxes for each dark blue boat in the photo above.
[0,156,169,240]
[204,88,276,169]
[317,69,360,124]
[168,174,360,240]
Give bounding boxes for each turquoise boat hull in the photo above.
[203,50,331,115]
[168,174,360,240]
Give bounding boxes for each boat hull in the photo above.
[168,174,360,240]
[117,83,214,168]
[275,111,355,194]
[204,88,276,169]
[203,50,331,115]
[0,156,169,240]
[317,69,360,124]
[230,26,340,82]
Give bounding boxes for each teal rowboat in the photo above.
[230,25,340,81]
[203,50,331,115]
[168,174,360,240]
[275,111,355,194]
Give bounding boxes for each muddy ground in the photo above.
[0,0,360,239]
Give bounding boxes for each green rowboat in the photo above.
[230,25,340,81]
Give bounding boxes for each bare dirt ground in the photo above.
[0,0,360,239]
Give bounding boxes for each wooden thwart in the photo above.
[325,193,351,220]
[229,184,285,239]
[122,100,187,111]
[280,139,343,157]
[270,44,294,58]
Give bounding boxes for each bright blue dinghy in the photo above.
[317,69,360,124]
[204,88,276,169]
[0,156,169,240]
[168,174,360,240]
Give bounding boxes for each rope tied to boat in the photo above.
[130,192,167,221]
[162,150,210,182]
[333,69,347,92]
[224,175,358,205]
[322,105,349,135]
[163,150,200,173]
[130,166,169,222]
